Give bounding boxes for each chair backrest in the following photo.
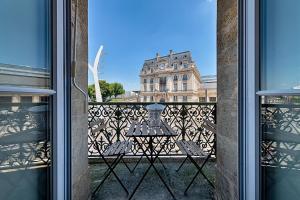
[90,118,105,133]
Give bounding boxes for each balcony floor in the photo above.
[90,159,215,200]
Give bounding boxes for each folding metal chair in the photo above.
[176,119,216,195]
[89,119,133,198]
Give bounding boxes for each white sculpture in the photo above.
[89,45,103,102]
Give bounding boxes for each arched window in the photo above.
[173,63,178,70]
[182,74,188,81]
[173,75,178,81]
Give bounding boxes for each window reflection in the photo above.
[260,96,300,200]
[0,96,51,199]
[0,0,51,88]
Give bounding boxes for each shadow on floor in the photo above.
[89,159,215,200]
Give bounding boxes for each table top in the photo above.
[126,121,178,137]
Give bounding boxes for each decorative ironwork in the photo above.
[261,103,300,169]
[0,103,50,171]
[88,102,217,157]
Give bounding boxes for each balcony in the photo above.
[88,102,217,199]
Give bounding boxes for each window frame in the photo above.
[241,0,300,200]
[0,0,68,199]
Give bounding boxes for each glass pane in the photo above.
[0,0,51,88]
[260,0,300,90]
[0,95,51,200]
[260,96,300,200]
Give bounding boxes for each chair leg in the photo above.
[157,157,167,170]
[184,169,201,195]
[102,154,129,195]
[184,154,214,195]
[92,155,123,197]
[121,157,133,173]
[131,155,143,173]
[176,156,188,172]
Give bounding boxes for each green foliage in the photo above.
[88,85,96,101]
[88,80,125,102]
[110,82,125,98]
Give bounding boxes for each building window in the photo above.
[173,96,178,102]
[150,78,154,84]
[182,74,188,81]
[183,96,188,102]
[144,79,147,84]
[173,83,178,92]
[199,97,206,102]
[209,97,217,102]
[150,68,154,73]
[144,96,147,102]
[144,84,147,92]
[150,96,154,102]
[159,77,167,92]
[21,96,33,103]
[173,75,178,81]
[183,82,187,91]
[173,63,178,70]
[183,64,188,68]
[0,96,12,103]
[150,85,154,92]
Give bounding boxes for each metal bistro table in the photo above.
[126,120,178,200]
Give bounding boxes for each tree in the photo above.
[88,85,96,101]
[88,80,112,102]
[88,81,125,101]
[99,80,112,101]
[110,82,125,98]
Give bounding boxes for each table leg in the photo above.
[128,136,177,200]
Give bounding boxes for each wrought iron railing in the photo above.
[261,103,300,169]
[88,102,217,157]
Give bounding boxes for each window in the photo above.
[159,63,165,69]
[144,84,147,92]
[150,96,154,102]
[258,1,300,199]
[0,0,67,199]
[159,77,167,92]
[144,96,147,102]
[173,96,177,102]
[21,96,33,103]
[173,83,178,91]
[173,75,178,81]
[182,96,188,102]
[182,74,188,81]
[183,64,188,68]
[183,82,187,91]
[150,78,154,84]
[144,79,147,84]
[150,85,154,92]
[209,97,216,102]
[199,97,206,102]
[173,63,178,70]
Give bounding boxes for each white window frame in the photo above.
[241,0,260,199]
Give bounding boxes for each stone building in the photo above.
[140,50,203,102]
[199,75,217,102]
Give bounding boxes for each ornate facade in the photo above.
[139,50,217,102]
[140,50,201,102]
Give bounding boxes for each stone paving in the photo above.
[90,159,215,200]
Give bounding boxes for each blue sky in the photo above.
[88,0,216,91]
